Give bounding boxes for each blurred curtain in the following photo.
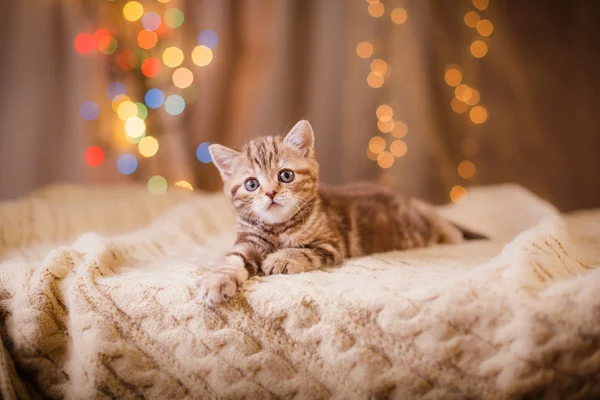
[1,0,599,211]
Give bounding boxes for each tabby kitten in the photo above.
[198,120,470,306]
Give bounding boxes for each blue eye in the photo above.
[244,178,260,192]
[278,169,295,183]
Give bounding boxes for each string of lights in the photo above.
[76,0,218,194]
[446,0,492,203]
[358,0,409,171]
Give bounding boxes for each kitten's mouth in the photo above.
[267,201,282,210]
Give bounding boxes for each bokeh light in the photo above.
[124,117,146,138]
[107,82,126,100]
[465,89,481,106]
[367,149,379,161]
[196,142,212,163]
[368,2,384,17]
[164,8,184,28]
[117,101,138,121]
[377,151,394,168]
[162,47,184,68]
[85,146,104,167]
[123,1,144,22]
[367,72,384,88]
[390,140,407,157]
[111,94,131,112]
[197,29,219,49]
[175,180,193,191]
[473,0,489,11]
[117,154,138,175]
[356,41,373,59]
[136,102,148,120]
[164,95,186,115]
[126,133,145,145]
[376,104,393,121]
[370,59,388,77]
[192,45,213,67]
[469,105,488,124]
[142,12,161,31]
[74,33,95,54]
[470,40,488,58]
[172,67,194,88]
[451,97,468,114]
[157,0,171,3]
[390,8,408,24]
[368,136,386,154]
[98,36,117,54]
[147,175,168,194]
[93,29,110,47]
[444,68,462,87]
[137,30,158,50]
[145,88,165,108]
[477,20,494,37]
[135,50,149,68]
[455,84,473,103]
[141,57,161,77]
[118,50,137,70]
[392,121,408,138]
[80,101,99,120]
[138,136,159,157]
[450,185,467,203]
[464,11,480,28]
[458,160,476,179]
[377,119,395,133]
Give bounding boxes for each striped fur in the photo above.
[198,120,465,306]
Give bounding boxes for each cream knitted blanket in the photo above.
[0,184,599,399]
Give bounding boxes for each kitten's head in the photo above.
[209,120,319,225]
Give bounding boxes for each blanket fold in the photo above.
[0,184,598,399]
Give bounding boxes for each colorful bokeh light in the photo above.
[141,57,161,77]
[107,82,126,100]
[197,29,219,49]
[137,30,158,50]
[136,102,148,120]
[145,88,165,109]
[142,12,161,31]
[175,180,193,191]
[117,154,138,175]
[74,33,95,54]
[164,8,184,28]
[192,45,213,67]
[172,67,194,88]
[117,101,138,121]
[162,47,184,68]
[80,101,100,120]
[138,136,159,157]
[125,117,146,138]
[164,95,185,115]
[123,1,144,21]
[118,50,137,70]
[85,146,104,167]
[147,175,168,194]
[196,142,212,163]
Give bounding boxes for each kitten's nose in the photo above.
[265,191,277,199]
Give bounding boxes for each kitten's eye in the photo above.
[278,169,295,183]
[244,178,260,192]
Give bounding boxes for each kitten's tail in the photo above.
[452,222,489,240]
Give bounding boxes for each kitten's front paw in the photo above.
[197,271,237,307]
[262,252,310,275]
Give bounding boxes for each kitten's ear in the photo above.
[284,120,315,158]
[209,144,239,180]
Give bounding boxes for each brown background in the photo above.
[0,0,598,211]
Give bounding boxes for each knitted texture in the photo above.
[0,184,599,399]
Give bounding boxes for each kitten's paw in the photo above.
[262,253,310,275]
[197,271,237,307]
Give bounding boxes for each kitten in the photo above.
[198,120,477,306]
